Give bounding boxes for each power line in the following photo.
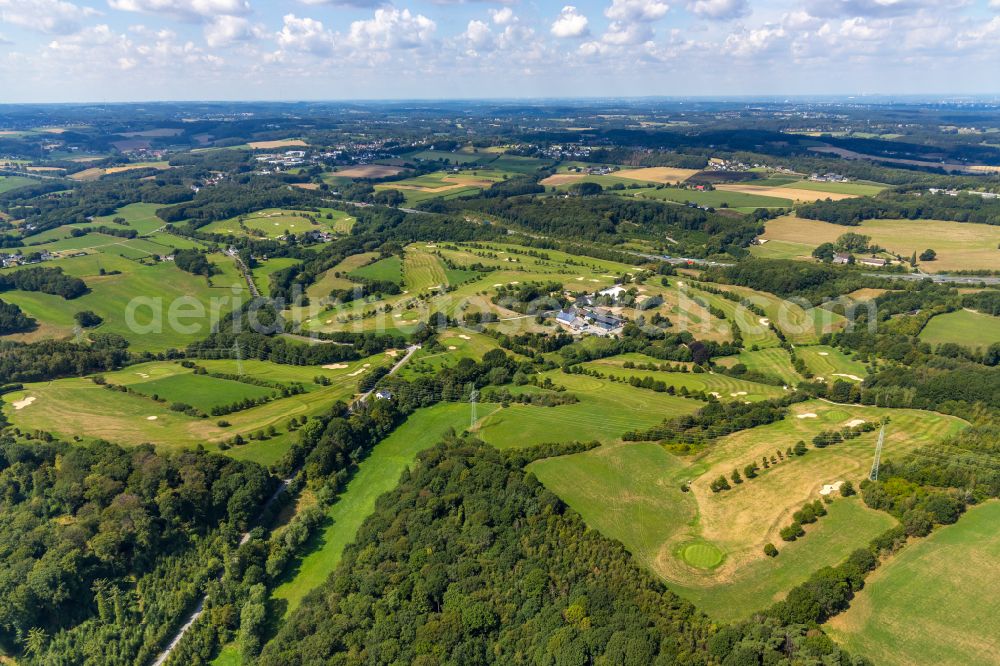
[869,423,886,481]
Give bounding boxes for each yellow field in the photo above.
[759,215,1000,272]
[539,173,588,186]
[247,139,307,149]
[716,183,857,202]
[615,166,700,183]
[70,162,170,181]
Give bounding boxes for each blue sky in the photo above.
[1,0,1000,102]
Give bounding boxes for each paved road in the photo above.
[149,344,419,665]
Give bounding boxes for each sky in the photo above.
[1,0,1000,102]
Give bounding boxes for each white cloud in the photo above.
[605,0,670,22]
[276,13,335,56]
[107,0,250,21]
[347,7,435,50]
[551,5,589,38]
[603,20,653,44]
[204,14,261,47]
[463,18,492,50]
[490,7,513,25]
[990,0,1000,9]
[687,0,749,21]
[724,23,787,57]
[0,0,98,35]
[803,0,945,19]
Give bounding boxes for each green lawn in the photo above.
[920,309,1000,350]
[271,403,498,615]
[827,501,1000,666]
[796,345,868,380]
[0,175,38,194]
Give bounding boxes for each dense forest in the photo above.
[0,437,273,663]
[798,191,1000,226]
[0,266,87,299]
[261,439,865,666]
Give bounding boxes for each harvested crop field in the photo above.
[715,183,858,201]
[247,139,307,149]
[539,173,588,186]
[335,164,403,178]
[614,166,700,183]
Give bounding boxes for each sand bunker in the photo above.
[493,283,503,287]
[146,416,158,421]
[730,391,748,397]
[458,334,471,340]
[12,396,36,410]
[818,352,829,356]
[323,363,349,369]
[820,481,845,496]
[709,392,721,398]
[385,349,399,357]
[833,373,864,382]
[347,363,372,377]
[845,419,866,428]
[797,412,818,419]
[448,345,458,350]
[136,372,150,378]
[759,318,770,325]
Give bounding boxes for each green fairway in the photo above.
[129,372,274,410]
[529,400,964,622]
[2,355,389,456]
[827,501,1000,666]
[796,345,868,380]
[476,371,703,448]
[271,402,499,615]
[348,255,402,283]
[920,309,1000,350]
[716,347,802,386]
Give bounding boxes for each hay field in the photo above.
[715,183,858,202]
[615,166,701,183]
[247,138,307,149]
[759,215,1000,273]
[539,173,588,186]
[826,501,1000,666]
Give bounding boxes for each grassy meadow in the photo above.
[920,310,1000,350]
[826,501,1000,666]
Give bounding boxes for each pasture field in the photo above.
[758,215,1000,273]
[476,370,704,448]
[623,186,793,211]
[271,402,500,615]
[716,348,802,385]
[826,501,1000,666]
[749,239,812,261]
[2,355,391,457]
[529,399,965,621]
[920,309,1000,349]
[406,148,490,164]
[796,345,868,380]
[0,175,40,194]
[90,202,166,234]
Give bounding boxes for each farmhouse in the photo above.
[374,389,393,401]
[859,257,887,267]
[833,253,851,265]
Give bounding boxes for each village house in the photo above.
[833,253,851,265]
